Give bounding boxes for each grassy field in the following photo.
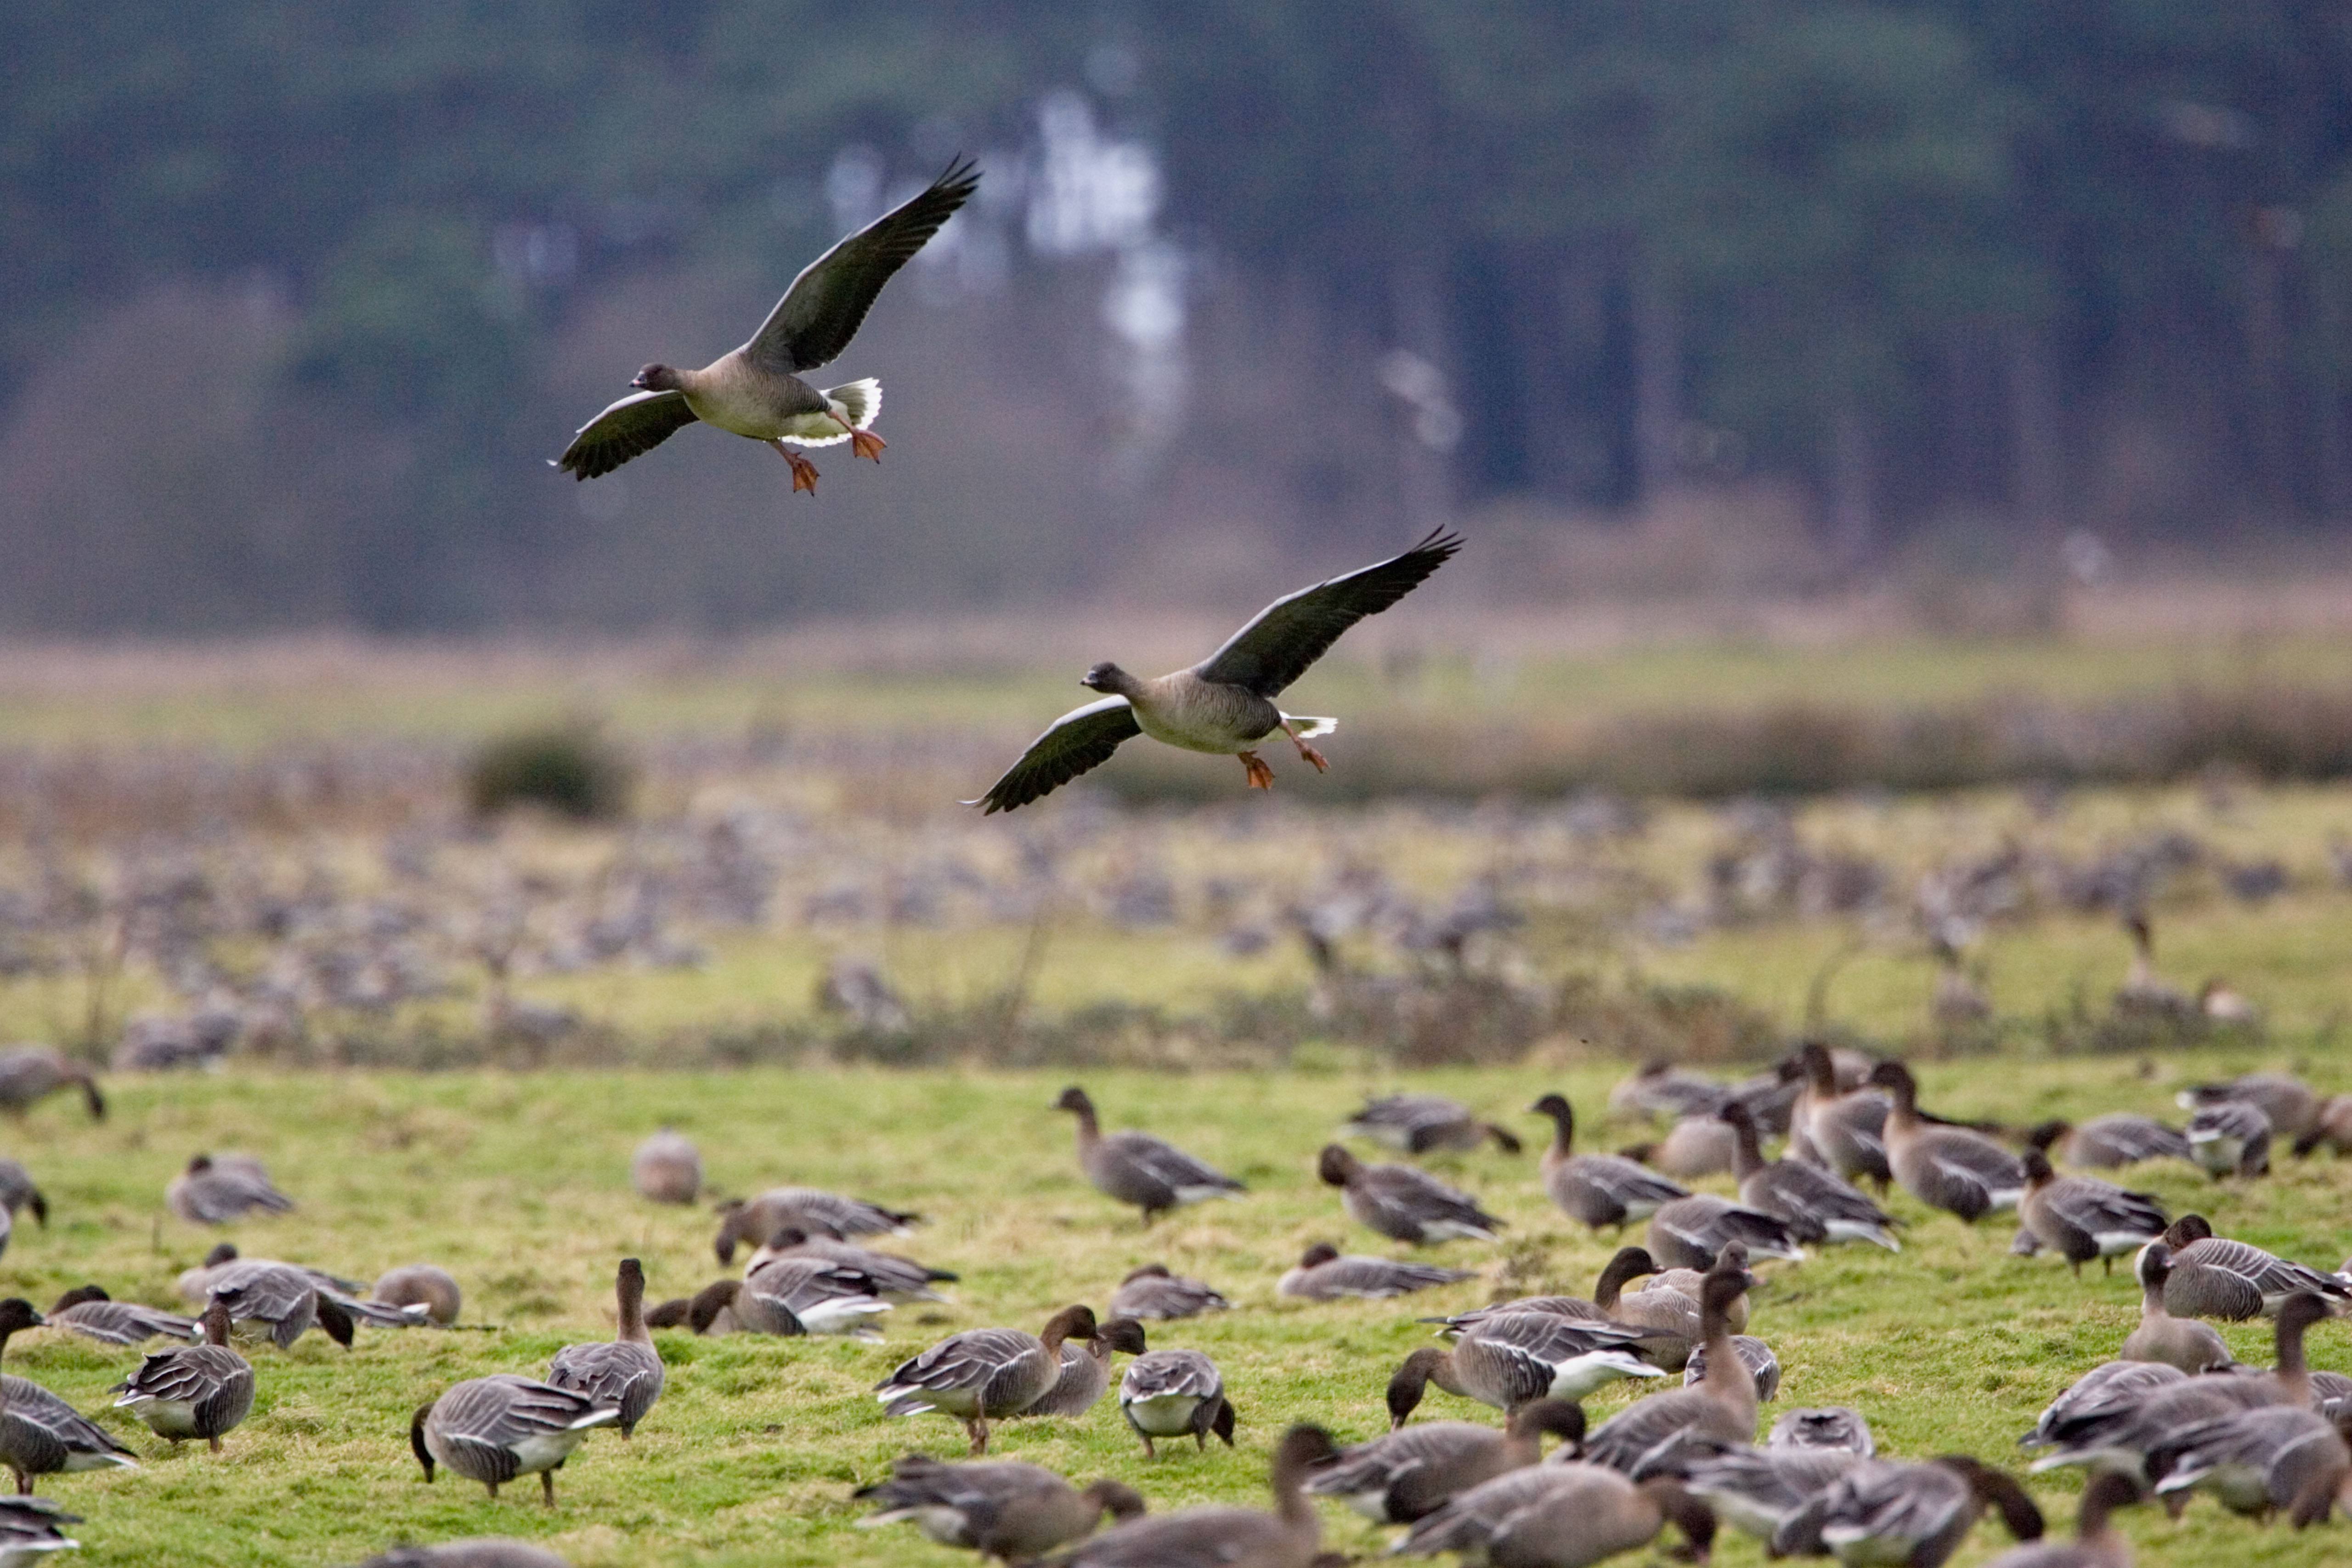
[5,1058,2352,1566]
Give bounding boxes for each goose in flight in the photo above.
[555,158,979,492]
[967,528,1461,812]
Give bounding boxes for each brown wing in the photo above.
[963,697,1141,815]
[554,390,699,480]
[1192,528,1462,697]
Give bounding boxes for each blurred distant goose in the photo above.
[356,1543,573,1568]
[1277,1243,1473,1301]
[1978,1472,2140,1568]
[1044,1422,1340,1568]
[1771,1407,1875,1454]
[0,1498,80,1562]
[1646,1194,1804,1270]
[1394,1463,1717,1566]
[1317,1144,1503,1245]
[1610,1060,1730,1120]
[1687,1445,1861,1547]
[2018,1150,2165,1275]
[1578,1250,1758,1475]
[744,1225,955,1303]
[854,1455,1145,1562]
[555,158,977,491]
[1774,1455,2044,1566]
[2179,1071,2318,1138]
[1619,1115,1737,1180]
[2149,1401,2349,1523]
[1723,1101,1898,1250]
[2156,1215,2349,1319]
[2115,914,2192,1018]
[967,530,1460,811]
[1308,1398,1583,1523]
[546,1260,663,1438]
[0,1049,103,1121]
[2119,1245,2232,1372]
[695,1257,891,1339]
[1343,1094,1521,1155]
[2027,1115,2191,1168]
[166,1153,294,1225]
[411,1375,618,1505]
[1108,1264,1230,1321]
[629,1130,701,1205]
[111,1298,252,1451]
[1118,1349,1236,1459]
[712,1187,920,1262]
[0,1299,137,1490]
[0,1164,46,1230]
[1788,1042,1892,1192]
[1682,1334,1780,1401]
[1020,1318,1148,1419]
[45,1287,196,1347]
[2298,1093,2352,1157]
[877,1306,1102,1455]
[1867,1062,2024,1221]
[1530,1094,1688,1229]
[373,1265,462,1327]
[1054,1087,1244,1225]
[1387,1313,1662,1425]
[2183,1099,2272,1179]
[1930,936,1993,1026]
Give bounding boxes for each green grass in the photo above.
[9,1059,2352,1565]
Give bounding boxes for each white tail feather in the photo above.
[825,378,882,429]
[1281,714,1337,740]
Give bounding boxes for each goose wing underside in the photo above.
[554,389,699,480]
[966,697,1141,814]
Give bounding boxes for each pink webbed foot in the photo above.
[849,428,886,462]
[1238,752,1276,790]
[770,441,820,493]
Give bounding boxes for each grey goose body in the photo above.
[1686,1445,1860,1544]
[1019,1318,1148,1419]
[1577,1249,1759,1476]
[876,1306,1099,1454]
[110,1298,252,1450]
[167,1152,294,1225]
[1117,1348,1235,1458]
[1787,1042,1892,1191]
[0,1050,103,1121]
[1645,1193,1805,1270]
[2030,1114,2192,1168]
[2118,1245,2232,1373]
[629,1129,701,1205]
[1681,1334,1781,1402]
[2017,1149,2166,1274]
[2157,1215,2350,1319]
[2178,1072,2320,1146]
[373,1264,462,1327]
[742,1225,955,1302]
[694,1256,890,1338]
[0,1299,137,1491]
[1610,1061,1732,1121]
[2184,1098,2273,1179]
[1276,1243,1473,1301]
[1869,1061,2024,1222]
[2148,1402,2349,1523]
[1343,1094,1522,1155]
[546,1259,664,1438]
[411,1375,619,1504]
[1530,1094,1688,1229]
[1770,1406,1875,1454]
[1055,1087,1242,1224]
[0,1497,80,1562]
[712,1187,920,1261]
[1387,1313,1663,1424]
[1723,1100,1898,1251]
[1393,1462,1717,1567]
[1307,1400,1583,1523]
[44,1286,197,1347]
[854,1455,1145,1562]
[1317,1144,1503,1244]
[2018,1359,2187,1454]
[1774,1455,2044,1566]
[1043,1423,1338,1568]
[1108,1264,1230,1320]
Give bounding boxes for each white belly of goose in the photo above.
[794,1296,892,1336]
[1821,1525,1924,1564]
[506,1428,597,1475]
[1547,1350,1666,1400]
[115,1395,197,1439]
[1123,1391,1204,1436]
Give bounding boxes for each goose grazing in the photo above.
[110,1297,253,1452]
[166,1152,295,1225]
[692,1257,890,1339]
[0,1299,137,1490]
[1117,1349,1236,1459]
[1686,1445,1860,1547]
[1108,1264,1230,1321]
[2298,1093,2352,1157]
[2027,1115,2192,1168]
[2183,1100,2273,1180]
[207,1258,424,1348]
[2119,1245,2233,1372]
[1043,1423,1340,1568]
[1722,1100,1898,1250]
[1020,1318,1149,1419]
[1787,1042,1892,1192]
[1342,1094,1521,1155]
[1609,1061,1730,1120]
[0,1164,46,1231]
[1394,1463,1717,1567]
[1276,1243,1474,1301]
[2156,1215,2351,1319]
[712,1187,921,1262]
[1316,1144,1504,1244]
[2149,1401,2351,1523]
[1867,1061,2024,1221]
[1386,1313,1663,1426]
[1775,1455,2044,1567]
[876,1306,1101,1455]
[44,1287,197,1347]
[967,530,1460,810]
[1646,1194,1805,1270]
[1309,1398,1583,1522]
[629,1130,701,1205]
[355,1544,573,1568]
[373,1265,462,1327]
[411,1375,618,1505]
[1529,1094,1688,1230]
[2018,1359,2187,1455]
[2116,913,2192,1019]
[0,1497,79,1561]
[2179,1072,2321,1148]
[855,1455,1145,1562]
[2018,1149,2166,1275]
[1771,1407,1875,1454]
[1579,1248,1760,1475]
[546,1260,664,1438]
[0,1050,103,1121]
[1429,1246,1705,1370]
[1617,1116,1737,1181]
[1978,1471,2141,1568]
[1054,1087,1244,1226]
[1681,1334,1780,1402]
[744,1224,955,1302]
[555,157,978,491]
[1930,935,1993,1026]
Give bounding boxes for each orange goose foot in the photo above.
[770,441,820,493]
[1292,740,1330,772]
[1238,752,1276,790]
[849,427,887,462]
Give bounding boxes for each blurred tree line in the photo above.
[4,0,2350,631]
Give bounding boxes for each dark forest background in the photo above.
[6,1,2352,634]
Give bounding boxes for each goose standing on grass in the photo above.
[0,1049,103,1121]
[0,1298,137,1491]
[854,1455,1146,1563]
[2027,1115,2192,1169]
[1276,1243,1474,1301]
[1316,1144,1504,1244]
[2017,1149,2166,1275]
[1978,1472,2141,1568]
[1722,1101,1899,1250]
[1867,1062,2024,1222]
[373,1265,462,1327]
[1687,1445,1863,1549]
[1529,1094,1688,1230]
[1610,1060,1731,1120]
[2116,913,2192,1019]
[967,530,1460,810]
[166,1153,294,1224]
[712,1187,921,1262]
[2148,1400,2351,1523]
[1043,1423,1340,1568]
[546,1260,664,1438]
[1429,1246,1710,1370]
[1579,1249,1760,1474]
[1020,1318,1149,1419]
[1118,1349,1236,1459]
[1108,1265,1230,1321]
[44,1287,197,1347]
[2177,1072,2320,1147]
[410,1375,618,1505]
[745,1224,956,1302]
[1645,1193,1805,1270]
[1621,1115,1739,1181]
[1053,1087,1244,1226]
[2018,1359,2187,1456]
[110,1297,252,1452]
[1309,1399,1584,1523]
[1394,1463,1718,1566]
[629,1130,701,1204]
[2183,1099,2272,1180]
[1342,1094,1522,1155]
[555,158,978,492]
[1386,1313,1663,1425]
[1775,1455,2045,1566]
[205,1261,355,1349]
[691,1257,891,1339]
[877,1306,1102,1455]
[2119,1245,2233,1372]
[1788,1042,1892,1192]
[2155,1215,2350,1319]
[0,1164,46,1232]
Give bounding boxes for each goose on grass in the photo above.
[876,1306,1100,1455]
[1276,1243,1474,1301]
[1117,1349,1236,1460]
[1054,1087,1243,1226]
[1342,1094,1522,1155]
[110,1297,252,1452]
[546,1259,664,1438]
[2017,1149,2166,1275]
[1042,1423,1339,1568]
[855,1456,1145,1563]
[1393,1464,1717,1567]
[1386,1313,1663,1425]
[1308,1398,1583,1523]
[410,1375,618,1505]
[1774,1455,2045,1567]
[1867,1062,2024,1223]
[2118,1245,2233,1373]
[1529,1094,1688,1230]
[1316,1144,1503,1245]
[0,1299,137,1492]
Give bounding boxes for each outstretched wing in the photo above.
[964,697,1141,815]
[1193,528,1462,697]
[746,157,981,374]
[554,390,699,480]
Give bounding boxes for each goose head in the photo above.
[630,364,684,393]
[1316,1145,1363,1187]
[409,1403,438,1481]
[1079,662,1132,696]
